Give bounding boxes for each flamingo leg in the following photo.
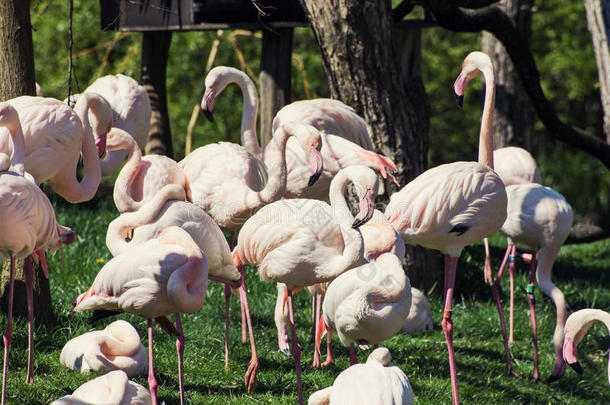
[147,319,158,405]
[312,294,322,367]
[310,294,316,343]
[1,256,15,405]
[526,253,540,382]
[240,270,258,393]
[224,284,230,371]
[24,256,34,384]
[349,345,358,365]
[491,245,518,377]
[174,313,185,405]
[442,254,460,405]
[230,231,248,345]
[508,245,516,344]
[286,285,303,405]
[321,331,334,367]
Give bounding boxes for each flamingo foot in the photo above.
[245,354,259,393]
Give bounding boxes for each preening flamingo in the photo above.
[0,94,109,203]
[400,287,434,335]
[483,146,542,284]
[200,66,398,200]
[385,51,507,405]
[562,308,610,384]
[0,103,76,404]
[106,128,188,213]
[106,184,248,379]
[233,165,378,404]
[70,73,151,175]
[491,183,573,381]
[60,320,148,377]
[307,347,414,405]
[50,370,152,405]
[73,226,208,405]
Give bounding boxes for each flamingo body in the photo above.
[493,146,541,187]
[401,287,434,334]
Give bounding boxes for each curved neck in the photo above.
[5,115,26,175]
[478,66,495,169]
[234,74,261,157]
[112,135,144,212]
[165,240,207,313]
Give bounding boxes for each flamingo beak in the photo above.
[96,134,107,158]
[453,72,467,109]
[201,87,216,122]
[563,336,583,374]
[352,188,375,228]
[308,146,323,187]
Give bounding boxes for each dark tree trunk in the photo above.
[481,0,535,149]
[0,0,52,316]
[259,28,293,146]
[299,0,436,289]
[141,31,174,157]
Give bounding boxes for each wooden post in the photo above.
[259,28,293,146]
[141,31,174,158]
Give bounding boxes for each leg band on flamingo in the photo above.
[443,309,452,321]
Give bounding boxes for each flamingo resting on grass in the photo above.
[491,183,573,382]
[73,226,208,405]
[60,319,148,377]
[384,51,508,405]
[0,103,76,404]
[308,347,414,405]
[233,165,379,404]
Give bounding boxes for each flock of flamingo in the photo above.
[0,50,607,405]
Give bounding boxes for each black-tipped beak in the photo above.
[352,218,366,229]
[308,171,321,187]
[569,361,584,375]
[454,92,464,108]
[203,109,214,122]
[71,295,78,308]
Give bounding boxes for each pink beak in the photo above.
[453,71,467,108]
[352,188,375,228]
[96,134,107,158]
[201,87,216,122]
[308,146,323,187]
[563,336,584,375]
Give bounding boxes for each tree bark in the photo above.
[141,31,174,158]
[584,0,610,143]
[481,0,535,149]
[299,0,436,289]
[1,259,52,317]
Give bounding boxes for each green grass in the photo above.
[2,194,610,404]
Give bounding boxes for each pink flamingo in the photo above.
[105,128,188,213]
[50,370,152,405]
[200,66,398,200]
[70,74,151,176]
[491,183,573,381]
[73,226,208,405]
[60,320,148,377]
[308,347,414,405]
[384,51,508,405]
[483,146,542,284]
[105,184,248,381]
[233,165,378,404]
[0,94,110,203]
[562,308,610,384]
[0,103,76,404]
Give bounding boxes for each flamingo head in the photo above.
[201,66,236,122]
[453,51,493,108]
[283,123,324,187]
[104,127,134,153]
[348,166,379,228]
[0,103,18,125]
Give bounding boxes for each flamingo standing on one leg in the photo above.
[0,94,111,203]
[384,51,508,405]
[68,73,151,176]
[105,128,189,213]
[562,308,610,384]
[233,165,379,404]
[0,103,76,404]
[491,183,573,381]
[72,226,208,405]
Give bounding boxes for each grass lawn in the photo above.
[2,193,610,404]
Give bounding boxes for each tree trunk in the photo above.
[481,0,535,149]
[584,0,610,143]
[141,31,174,157]
[299,0,436,289]
[0,0,52,316]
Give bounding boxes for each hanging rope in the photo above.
[67,0,74,107]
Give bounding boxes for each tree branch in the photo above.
[393,0,415,22]
[421,1,610,170]
[454,0,501,9]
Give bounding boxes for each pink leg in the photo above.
[442,254,460,405]
[224,285,230,371]
[24,257,34,384]
[508,245,516,344]
[312,294,322,367]
[526,254,540,382]
[286,286,303,405]
[1,257,15,405]
[174,313,185,405]
[230,231,247,345]
[240,272,258,393]
[491,246,518,377]
[349,345,358,365]
[310,294,316,343]
[147,319,158,405]
[321,331,334,367]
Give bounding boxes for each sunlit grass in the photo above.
[1,195,609,404]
